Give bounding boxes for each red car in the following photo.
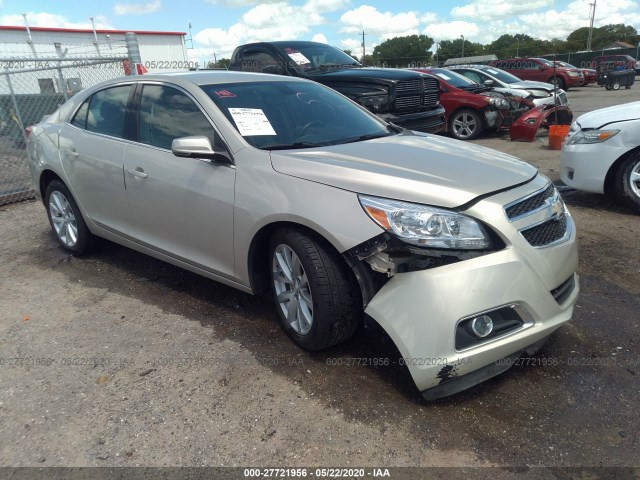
[490,57,583,90]
[411,68,526,140]
[554,60,597,86]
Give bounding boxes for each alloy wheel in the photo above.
[49,191,78,247]
[272,244,313,335]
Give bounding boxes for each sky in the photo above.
[1,0,640,64]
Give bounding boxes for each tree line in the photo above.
[358,24,639,67]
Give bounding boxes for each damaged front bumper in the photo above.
[509,104,573,142]
[354,178,579,399]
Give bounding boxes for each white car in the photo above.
[561,101,640,212]
[450,65,569,107]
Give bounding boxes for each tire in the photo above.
[612,82,621,90]
[605,84,613,91]
[549,76,565,91]
[449,109,482,140]
[615,153,640,212]
[269,228,362,351]
[45,180,95,254]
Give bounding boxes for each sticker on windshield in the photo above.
[436,73,452,80]
[286,52,311,65]
[228,108,276,136]
[213,89,236,98]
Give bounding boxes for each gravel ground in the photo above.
[0,84,638,476]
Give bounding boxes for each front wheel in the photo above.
[45,180,95,254]
[615,154,640,212]
[549,76,565,91]
[269,229,361,350]
[449,109,482,140]
[612,81,621,90]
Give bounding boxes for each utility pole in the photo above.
[461,35,465,58]
[361,31,366,63]
[586,0,597,51]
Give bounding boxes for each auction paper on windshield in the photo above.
[228,108,277,136]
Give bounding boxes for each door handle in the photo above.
[127,167,148,179]
[65,148,79,157]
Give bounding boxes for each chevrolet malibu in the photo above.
[27,72,579,400]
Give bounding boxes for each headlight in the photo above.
[525,89,549,98]
[359,195,491,249]
[485,97,509,109]
[566,129,620,145]
[568,71,579,77]
[359,94,389,113]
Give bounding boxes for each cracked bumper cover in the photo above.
[363,218,579,397]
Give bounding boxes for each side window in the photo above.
[86,85,131,138]
[138,84,222,151]
[71,99,90,129]
[462,70,483,83]
[240,51,284,74]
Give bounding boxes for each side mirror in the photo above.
[483,79,494,87]
[171,136,230,163]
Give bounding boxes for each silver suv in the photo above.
[27,72,579,400]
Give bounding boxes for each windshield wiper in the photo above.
[340,133,391,145]
[261,142,326,150]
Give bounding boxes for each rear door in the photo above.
[58,83,133,233]
[122,82,236,278]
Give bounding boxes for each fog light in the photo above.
[567,168,574,180]
[471,315,494,337]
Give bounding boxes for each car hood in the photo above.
[576,101,640,129]
[270,133,537,208]
[309,67,426,83]
[509,80,555,91]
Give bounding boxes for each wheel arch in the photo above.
[604,146,640,195]
[246,220,353,298]
[39,169,64,202]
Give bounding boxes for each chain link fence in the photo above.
[1,50,128,205]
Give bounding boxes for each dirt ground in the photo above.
[0,84,638,476]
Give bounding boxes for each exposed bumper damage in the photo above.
[509,104,573,142]
[342,176,579,399]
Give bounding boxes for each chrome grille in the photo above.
[558,92,568,105]
[394,77,440,112]
[395,96,421,109]
[505,183,555,220]
[521,213,568,247]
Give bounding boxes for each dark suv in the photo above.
[229,41,445,133]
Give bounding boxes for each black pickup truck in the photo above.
[228,41,445,133]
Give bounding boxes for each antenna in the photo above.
[187,22,194,49]
[90,17,98,44]
[22,13,33,43]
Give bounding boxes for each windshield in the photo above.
[556,61,577,69]
[202,81,391,150]
[478,66,523,84]
[273,42,362,73]
[535,58,554,67]
[426,68,479,88]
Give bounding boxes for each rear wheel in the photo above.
[269,228,361,350]
[615,153,640,212]
[449,109,482,140]
[45,180,95,254]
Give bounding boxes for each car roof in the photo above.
[129,70,303,86]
